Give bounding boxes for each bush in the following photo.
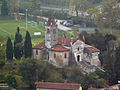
[5,74,18,88]
[0,60,5,68]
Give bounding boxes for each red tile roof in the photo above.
[58,37,72,47]
[36,82,81,90]
[52,44,69,52]
[33,41,45,50]
[85,46,100,53]
[72,38,84,44]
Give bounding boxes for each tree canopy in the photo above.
[24,31,32,58]
[6,37,13,61]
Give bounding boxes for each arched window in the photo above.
[54,53,56,58]
[64,53,67,58]
[36,50,38,55]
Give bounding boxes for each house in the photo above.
[88,84,120,90]
[36,82,82,90]
[32,13,101,73]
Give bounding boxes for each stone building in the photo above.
[32,13,101,73]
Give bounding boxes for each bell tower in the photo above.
[45,13,58,48]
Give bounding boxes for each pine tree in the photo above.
[1,0,9,16]
[14,27,23,60]
[6,37,13,60]
[24,31,32,58]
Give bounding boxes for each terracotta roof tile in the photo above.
[36,82,81,90]
[58,37,72,47]
[52,44,69,52]
[33,41,45,50]
[85,46,100,53]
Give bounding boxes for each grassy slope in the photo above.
[0,20,45,38]
[0,19,45,45]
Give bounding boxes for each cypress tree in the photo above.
[24,31,32,58]
[6,37,13,60]
[1,0,9,16]
[14,27,23,60]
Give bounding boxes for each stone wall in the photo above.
[49,51,69,67]
[32,49,42,60]
[32,49,47,60]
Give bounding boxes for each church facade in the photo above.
[32,14,101,73]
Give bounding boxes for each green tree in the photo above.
[19,59,39,88]
[103,52,116,85]
[5,74,18,88]
[86,30,106,52]
[30,0,41,17]
[74,0,92,16]
[24,31,32,58]
[0,42,6,60]
[14,27,23,60]
[87,7,100,25]
[95,0,120,28]
[67,66,83,83]
[6,37,13,61]
[1,0,9,15]
[114,47,120,83]
[81,73,105,90]
[105,34,116,51]
[0,60,5,69]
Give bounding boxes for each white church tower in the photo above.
[45,13,58,49]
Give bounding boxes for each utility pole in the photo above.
[26,9,28,31]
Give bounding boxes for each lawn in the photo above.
[0,19,46,45]
[0,20,45,38]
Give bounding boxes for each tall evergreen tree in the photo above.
[24,31,32,58]
[114,47,120,83]
[1,0,9,16]
[6,37,13,61]
[14,27,23,60]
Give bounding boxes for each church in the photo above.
[32,13,101,73]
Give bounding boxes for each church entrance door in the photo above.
[77,55,80,62]
[77,54,81,62]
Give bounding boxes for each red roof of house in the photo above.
[36,82,81,90]
[72,38,84,44]
[52,44,69,52]
[85,46,100,53]
[33,41,45,50]
[58,37,73,47]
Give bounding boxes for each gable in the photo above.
[72,39,84,47]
